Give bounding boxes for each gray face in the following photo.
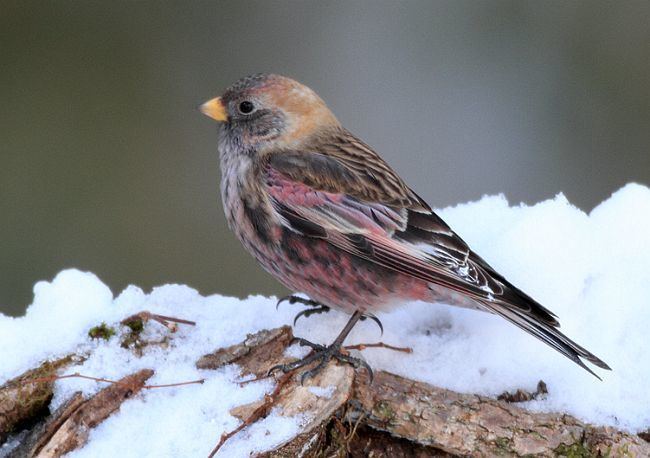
[218,74,287,153]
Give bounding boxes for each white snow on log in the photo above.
[307,385,336,399]
[1,183,649,456]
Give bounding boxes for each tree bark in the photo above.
[2,324,647,457]
[200,326,649,457]
[6,369,153,458]
[0,356,79,445]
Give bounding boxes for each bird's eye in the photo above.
[238,101,255,114]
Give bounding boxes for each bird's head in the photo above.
[201,73,339,155]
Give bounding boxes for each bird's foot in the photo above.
[277,295,383,335]
[268,337,373,384]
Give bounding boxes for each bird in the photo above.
[200,73,610,383]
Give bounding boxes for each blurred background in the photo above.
[2,1,649,316]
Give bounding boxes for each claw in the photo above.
[336,352,374,384]
[291,337,324,350]
[360,313,384,336]
[267,364,284,377]
[293,305,331,326]
[300,371,312,385]
[300,358,329,385]
[292,310,306,326]
[276,295,292,310]
[277,295,324,311]
[268,356,309,376]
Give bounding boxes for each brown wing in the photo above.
[270,128,473,261]
[264,127,610,376]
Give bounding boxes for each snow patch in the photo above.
[308,385,336,399]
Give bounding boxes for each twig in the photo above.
[238,374,272,386]
[22,372,205,390]
[344,411,366,452]
[121,311,196,332]
[344,342,412,353]
[208,371,294,458]
[152,313,197,326]
[143,379,205,389]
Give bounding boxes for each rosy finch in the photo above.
[201,73,610,382]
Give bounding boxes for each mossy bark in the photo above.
[3,324,648,457]
[200,327,650,457]
[0,356,78,444]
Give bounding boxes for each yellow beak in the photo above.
[200,97,228,122]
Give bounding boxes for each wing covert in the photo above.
[262,130,509,304]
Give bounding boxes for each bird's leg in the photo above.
[269,310,373,384]
[277,294,383,334]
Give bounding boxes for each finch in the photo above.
[201,73,610,381]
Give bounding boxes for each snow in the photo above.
[1,183,649,456]
[307,385,336,399]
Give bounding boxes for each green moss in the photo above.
[88,322,116,340]
[0,355,76,441]
[120,316,147,349]
[372,401,396,423]
[494,436,512,453]
[124,317,144,333]
[554,442,591,458]
[616,442,632,457]
[530,430,547,441]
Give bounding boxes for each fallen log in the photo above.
[198,327,650,457]
[7,369,153,458]
[350,371,649,457]
[0,356,79,445]
[2,322,648,457]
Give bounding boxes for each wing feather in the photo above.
[262,127,610,375]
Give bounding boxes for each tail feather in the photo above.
[479,299,611,379]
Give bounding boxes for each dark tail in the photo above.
[479,299,611,379]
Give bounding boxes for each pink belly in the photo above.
[254,232,433,314]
